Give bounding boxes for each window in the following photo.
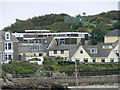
[61,50,64,54]
[93,58,96,62]
[34,54,37,57]
[5,55,7,60]
[65,57,68,60]
[39,53,43,56]
[101,58,105,62]
[60,39,65,45]
[54,50,57,54]
[90,48,97,53]
[8,43,12,50]
[75,58,80,61]
[5,53,12,60]
[5,43,12,50]
[110,58,114,62]
[5,43,7,49]
[5,32,10,40]
[8,55,12,60]
[84,58,88,62]
[80,50,83,54]
[104,45,109,49]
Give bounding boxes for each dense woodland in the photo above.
[3,10,120,45]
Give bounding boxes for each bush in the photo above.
[29,58,41,61]
[57,60,75,66]
[55,56,62,60]
[44,66,54,71]
[43,60,55,65]
[2,61,37,75]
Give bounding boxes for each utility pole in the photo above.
[75,60,79,88]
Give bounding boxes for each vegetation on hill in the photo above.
[2,61,37,75]
[3,10,119,44]
[42,60,119,73]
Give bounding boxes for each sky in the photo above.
[0,0,119,30]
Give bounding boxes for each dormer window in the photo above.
[90,48,97,53]
[5,32,10,40]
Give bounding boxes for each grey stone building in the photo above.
[0,30,19,63]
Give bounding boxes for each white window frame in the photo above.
[84,58,88,62]
[5,53,13,60]
[5,32,10,40]
[5,42,13,50]
[90,48,97,53]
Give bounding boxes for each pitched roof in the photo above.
[48,44,80,58]
[19,37,53,53]
[82,45,111,57]
[104,29,119,37]
[0,30,18,42]
[48,44,79,51]
[102,40,119,49]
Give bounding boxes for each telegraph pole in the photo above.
[75,60,79,88]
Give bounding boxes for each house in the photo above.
[18,37,54,61]
[13,30,91,46]
[0,30,19,63]
[12,29,91,61]
[48,44,79,60]
[48,44,119,63]
[104,29,119,43]
[103,29,120,57]
[70,45,118,63]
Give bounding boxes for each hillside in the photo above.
[3,10,119,33]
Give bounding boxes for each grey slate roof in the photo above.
[102,40,118,49]
[112,40,119,48]
[83,45,111,57]
[19,37,53,53]
[104,29,119,37]
[48,44,79,51]
[0,30,18,42]
[48,44,80,58]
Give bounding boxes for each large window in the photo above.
[8,43,12,49]
[5,43,12,50]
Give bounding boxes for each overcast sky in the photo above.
[0,0,119,30]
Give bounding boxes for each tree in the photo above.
[91,23,107,45]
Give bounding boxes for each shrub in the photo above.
[55,56,62,60]
[29,58,41,61]
[44,66,54,71]
[2,61,37,75]
[43,60,55,65]
[57,60,75,66]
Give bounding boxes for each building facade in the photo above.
[0,31,19,63]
